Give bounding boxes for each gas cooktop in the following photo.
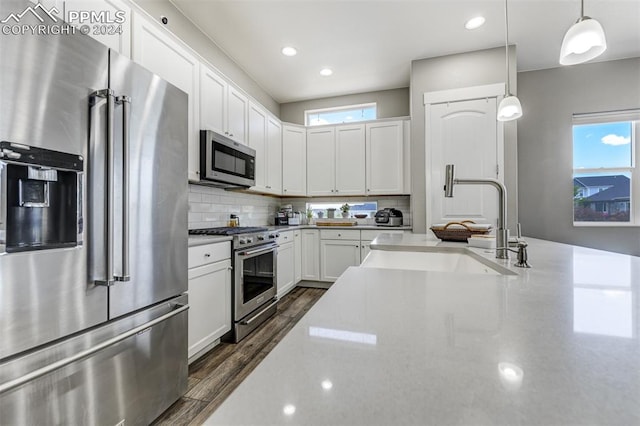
[189,226,269,236]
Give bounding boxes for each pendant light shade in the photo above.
[496,0,522,122]
[497,95,523,121]
[559,16,607,65]
[560,16,607,65]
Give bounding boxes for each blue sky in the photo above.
[573,122,632,169]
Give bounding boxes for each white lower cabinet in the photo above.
[320,239,361,282]
[301,229,320,281]
[360,241,372,263]
[319,229,406,282]
[294,230,302,283]
[319,229,361,282]
[277,239,295,299]
[187,242,231,363]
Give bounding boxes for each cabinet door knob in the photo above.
[204,253,211,258]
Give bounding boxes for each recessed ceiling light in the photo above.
[281,46,297,56]
[465,16,486,30]
[320,68,333,76]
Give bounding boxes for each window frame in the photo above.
[304,103,377,126]
[572,109,640,227]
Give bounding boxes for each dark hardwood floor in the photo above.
[152,287,326,425]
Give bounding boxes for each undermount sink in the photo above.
[360,249,515,275]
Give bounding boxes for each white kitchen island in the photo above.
[204,234,640,425]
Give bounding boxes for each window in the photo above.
[306,201,378,219]
[573,110,640,225]
[305,103,376,126]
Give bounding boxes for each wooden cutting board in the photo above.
[315,220,357,226]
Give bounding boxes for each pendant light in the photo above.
[497,0,522,122]
[559,0,607,65]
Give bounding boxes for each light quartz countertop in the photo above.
[188,225,411,246]
[268,224,412,231]
[204,233,640,425]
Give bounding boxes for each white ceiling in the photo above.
[171,0,640,104]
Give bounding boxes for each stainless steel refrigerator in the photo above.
[0,1,188,423]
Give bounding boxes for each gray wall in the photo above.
[280,87,410,125]
[518,57,640,256]
[410,46,518,234]
[133,0,279,116]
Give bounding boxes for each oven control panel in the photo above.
[235,232,278,248]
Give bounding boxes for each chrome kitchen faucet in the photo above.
[443,164,509,260]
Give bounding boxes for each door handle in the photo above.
[92,89,115,286]
[114,95,131,282]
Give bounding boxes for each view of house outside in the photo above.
[573,121,633,223]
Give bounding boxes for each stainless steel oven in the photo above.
[189,227,279,342]
[235,242,277,321]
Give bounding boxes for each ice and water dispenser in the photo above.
[0,142,83,253]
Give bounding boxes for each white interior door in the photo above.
[428,98,501,227]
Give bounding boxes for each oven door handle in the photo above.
[238,244,277,257]
[240,299,277,326]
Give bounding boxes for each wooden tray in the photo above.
[430,220,492,241]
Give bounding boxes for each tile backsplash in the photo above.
[188,184,412,229]
[188,185,281,229]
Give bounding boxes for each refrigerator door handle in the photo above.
[92,88,115,287]
[0,302,189,396]
[114,95,131,282]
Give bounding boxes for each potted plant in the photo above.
[340,203,350,218]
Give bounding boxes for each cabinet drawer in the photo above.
[320,229,360,241]
[276,230,294,246]
[361,229,404,241]
[188,241,231,269]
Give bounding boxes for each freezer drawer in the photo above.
[0,295,188,425]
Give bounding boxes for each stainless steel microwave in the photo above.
[200,130,256,187]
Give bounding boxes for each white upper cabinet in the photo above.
[248,103,282,195]
[227,86,248,144]
[306,127,336,196]
[200,64,227,136]
[307,124,365,196]
[266,116,282,194]
[248,102,267,191]
[335,124,366,195]
[366,120,404,195]
[282,124,307,196]
[132,12,199,181]
[63,0,131,57]
[200,64,248,146]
